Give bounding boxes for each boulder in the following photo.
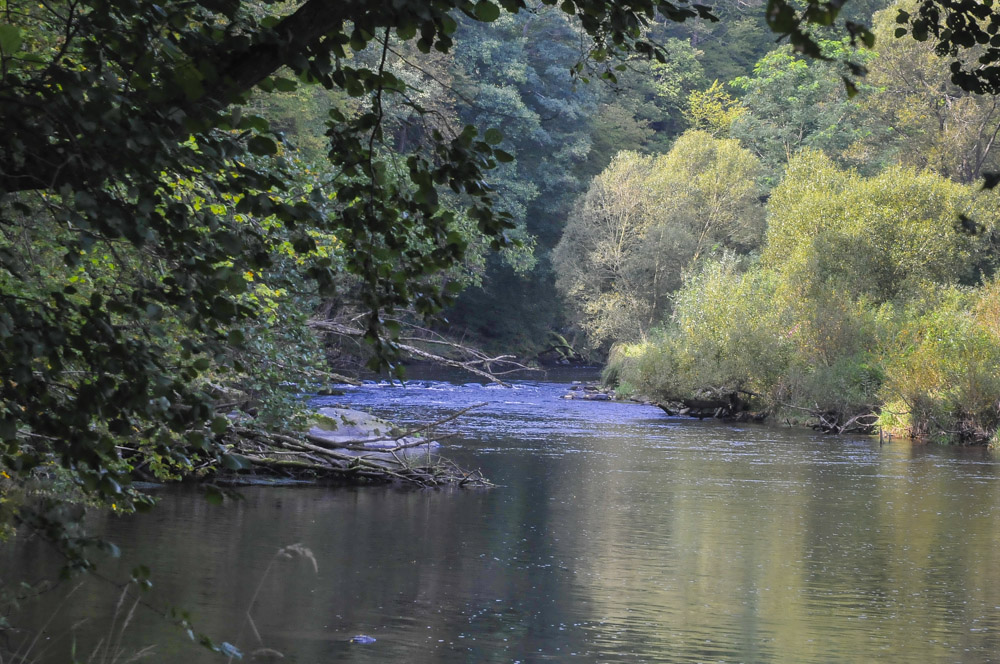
[309,407,438,449]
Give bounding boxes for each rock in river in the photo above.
[308,407,439,450]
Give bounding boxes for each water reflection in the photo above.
[4,374,1000,663]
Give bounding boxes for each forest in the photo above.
[2,0,1000,593]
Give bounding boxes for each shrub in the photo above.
[879,287,1000,443]
[608,256,792,406]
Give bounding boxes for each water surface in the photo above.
[5,372,1000,662]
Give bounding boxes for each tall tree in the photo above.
[849,0,1000,183]
[554,131,763,346]
[729,42,870,183]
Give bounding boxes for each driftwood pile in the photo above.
[654,387,880,436]
[222,404,492,488]
[656,389,765,422]
[773,400,879,434]
[804,408,879,435]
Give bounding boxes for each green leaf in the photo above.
[474,1,501,22]
[210,416,229,434]
[484,128,503,145]
[186,431,207,449]
[493,149,515,163]
[99,476,122,495]
[0,24,22,54]
[174,64,205,100]
[396,23,416,40]
[842,76,859,98]
[131,565,153,590]
[247,136,278,156]
[221,453,251,470]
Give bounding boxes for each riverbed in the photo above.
[5,371,1000,662]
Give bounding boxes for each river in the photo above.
[4,370,1000,663]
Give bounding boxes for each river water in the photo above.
[5,371,1000,663]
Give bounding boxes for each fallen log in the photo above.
[779,402,880,435]
[656,392,748,420]
[656,403,676,416]
[220,405,493,488]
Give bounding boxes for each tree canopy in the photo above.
[607,151,1000,442]
[0,0,760,561]
[553,131,763,347]
[3,0,1000,565]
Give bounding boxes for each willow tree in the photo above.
[607,147,1000,438]
[764,150,985,302]
[553,151,662,345]
[553,130,763,346]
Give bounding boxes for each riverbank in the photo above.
[604,373,996,446]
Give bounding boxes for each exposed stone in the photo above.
[309,407,438,449]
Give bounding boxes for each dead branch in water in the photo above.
[305,402,486,452]
[778,402,880,435]
[307,318,538,386]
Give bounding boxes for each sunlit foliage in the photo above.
[553,131,763,347]
[608,152,1000,443]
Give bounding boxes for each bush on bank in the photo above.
[606,153,1000,445]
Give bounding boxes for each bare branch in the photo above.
[308,317,537,385]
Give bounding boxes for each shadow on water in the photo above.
[5,371,1000,663]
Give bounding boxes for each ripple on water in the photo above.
[9,375,996,664]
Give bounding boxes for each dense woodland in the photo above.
[2,0,1000,594]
